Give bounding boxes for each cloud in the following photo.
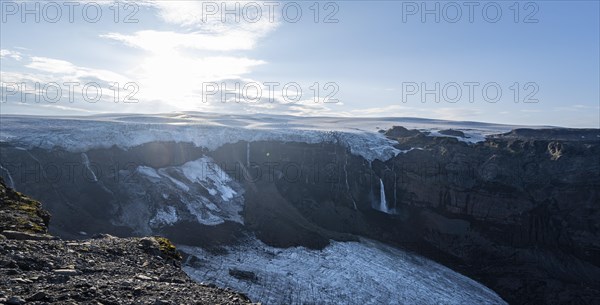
[1,51,146,114]
[106,1,278,53]
[101,29,262,52]
[0,49,22,61]
[98,1,280,111]
[341,104,486,121]
[25,57,77,74]
[24,56,130,84]
[146,1,278,33]
[2,1,311,116]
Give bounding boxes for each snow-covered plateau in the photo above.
[0,113,533,162]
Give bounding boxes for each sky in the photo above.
[0,0,599,127]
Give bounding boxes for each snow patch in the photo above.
[184,198,225,226]
[158,169,190,192]
[137,166,161,179]
[150,206,178,227]
[180,157,237,201]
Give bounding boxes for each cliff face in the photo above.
[209,128,600,304]
[376,127,600,304]
[0,178,254,305]
[1,127,599,304]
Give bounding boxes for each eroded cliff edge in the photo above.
[374,127,600,304]
[0,177,254,305]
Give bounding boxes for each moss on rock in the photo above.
[0,177,51,234]
[154,236,182,260]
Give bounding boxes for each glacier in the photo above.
[180,237,507,305]
[0,113,531,162]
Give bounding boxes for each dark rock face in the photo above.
[438,129,466,138]
[0,177,50,234]
[1,127,599,304]
[207,131,600,304]
[210,129,600,305]
[0,177,254,305]
[385,126,422,138]
[375,127,600,305]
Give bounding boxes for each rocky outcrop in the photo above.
[0,177,50,234]
[438,129,466,138]
[0,236,254,305]
[0,178,254,305]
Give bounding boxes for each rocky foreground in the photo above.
[0,178,254,305]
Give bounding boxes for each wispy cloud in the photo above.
[101,30,263,52]
[99,1,279,109]
[0,49,23,61]
[1,51,145,114]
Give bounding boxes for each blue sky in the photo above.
[1,0,598,127]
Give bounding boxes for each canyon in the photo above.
[1,114,598,304]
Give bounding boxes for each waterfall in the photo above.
[246,142,250,167]
[379,178,388,213]
[0,164,15,188]
[344,154,358,210]
[81,153,98,182]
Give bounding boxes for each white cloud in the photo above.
[109,1,278,53]
[0,49,22,61]
[147,1,278,33]
[25,57,77,74]
[341,105,486,121]
[1,51,145,114]
[99,1,279,110]
[101,29,261,52]
[2,1,287,115]
[25,56,130,84]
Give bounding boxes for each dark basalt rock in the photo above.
[492,127,600,141]
[229,268,258,282]
[438,129,466,138]
[0,177,50,234]
[211,128,600,304]
[0,179,255,305]
[374,126,600,305]
[384,126,421,138]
